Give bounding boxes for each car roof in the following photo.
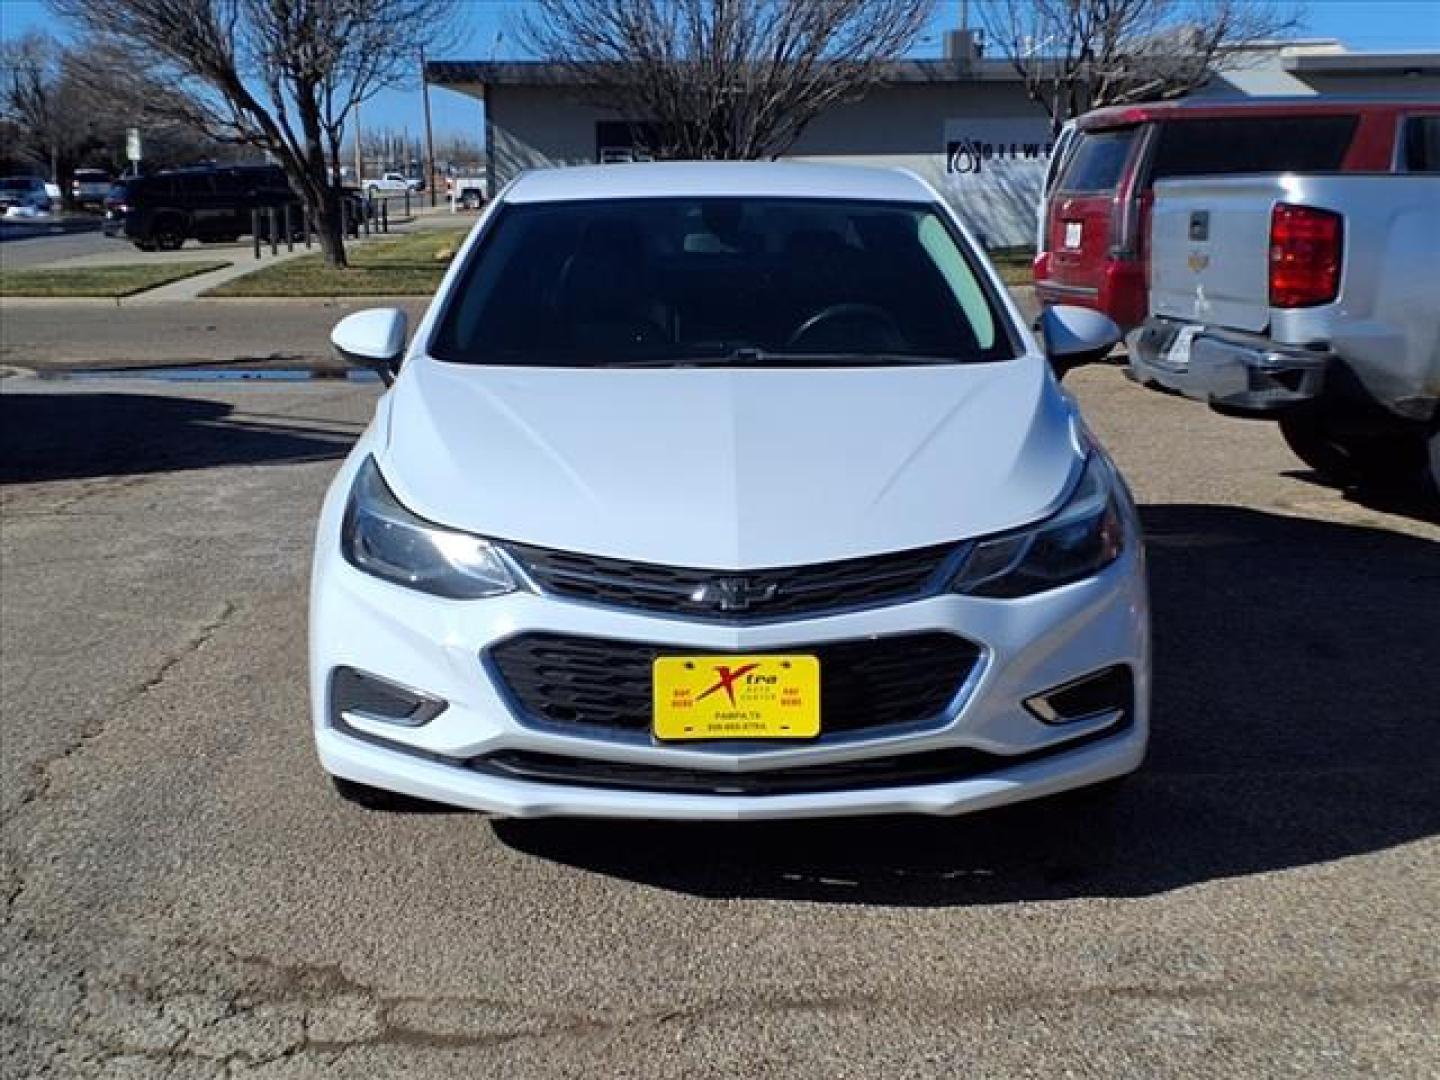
[503,161,936,205]
[1077,96,1440,130]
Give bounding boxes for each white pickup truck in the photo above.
[363,172,419,198]
[445,173,486,210]
[1129,172,1440,498]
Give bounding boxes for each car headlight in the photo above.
[951,453,1127,598]
[341,456,519,599]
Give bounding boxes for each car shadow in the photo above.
[1280,469,1439,527]
[0,392,359,484]
[493,504,1440,905]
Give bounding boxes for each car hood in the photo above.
[378,355,1080,568]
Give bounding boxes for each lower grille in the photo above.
[485,631,983,741]
[470,720,1127,796]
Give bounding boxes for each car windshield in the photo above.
[431,197,1014,368]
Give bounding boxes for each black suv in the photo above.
[103,165,302,250]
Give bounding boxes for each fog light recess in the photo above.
[1024,665,1133,726]
[330,667,446,728]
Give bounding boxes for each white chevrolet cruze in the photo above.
[311,162,1148,820]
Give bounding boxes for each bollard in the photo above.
[404,189,411,217]
[252,210,261,259]
[363,197,371,237]
[304,206,312,249]
[285,204,294,252]
[268,207,278,255]
[381,199,388,233]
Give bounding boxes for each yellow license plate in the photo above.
[653,655,820,741]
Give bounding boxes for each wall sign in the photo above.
[946,137,1055,175]
[936,117,1056,248]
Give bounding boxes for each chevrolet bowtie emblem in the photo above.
[691,576,780,612]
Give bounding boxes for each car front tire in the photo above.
[151,217,187,252]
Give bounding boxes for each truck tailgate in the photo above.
[1149,177,1276,332]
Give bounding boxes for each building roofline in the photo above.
[427,46,1440,95]
[1282,50,1440,75]
[425,57,1027,90]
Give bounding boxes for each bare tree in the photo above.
[356,126,424,172]
[50,0,460,266]
[433,133,484,171]
[0,32,96,195]
[517,0,935,161]
[2,33,240,191]
[979,0,1305,133]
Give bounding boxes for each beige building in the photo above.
[427,39,1440,249]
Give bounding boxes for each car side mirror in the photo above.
[331,308,408,385]
[1039,305,1121,380]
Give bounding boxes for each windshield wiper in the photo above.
[605,349,962,369]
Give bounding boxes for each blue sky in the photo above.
[2,0,1437,140]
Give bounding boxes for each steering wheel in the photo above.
[787,303,905,351]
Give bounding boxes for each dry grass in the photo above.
[206,228,467,298]
[0,262,230,298]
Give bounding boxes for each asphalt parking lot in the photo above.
[2,367,1437,1078]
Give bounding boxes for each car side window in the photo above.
[916,215,995,350]
[212,171,243,196]
[1401,116,1440,173]
[1056,130,1136,194]
[258,169,293,197]
[176,174,214,197]
[1042,126,1076,198]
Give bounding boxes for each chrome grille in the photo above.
[503,541,960,620]
[485,631,983,741]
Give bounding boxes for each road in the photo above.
[0,220,110,269]
[1,368,1437,1078]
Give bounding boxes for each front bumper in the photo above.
[310,531,1150,819]
[1128,317,1329,412]
[316,721,1145,820]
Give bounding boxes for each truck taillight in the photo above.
[1109,193,1141,260]
[1269,203,1342,309]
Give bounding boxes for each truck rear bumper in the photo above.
[1127,319,1330,412]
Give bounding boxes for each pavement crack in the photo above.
[1,474,151,516]
[3,599,241,918]
[122,600,238,705]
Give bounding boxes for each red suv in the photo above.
[1033,98,1439,332]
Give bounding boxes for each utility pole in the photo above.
[421,44,438,208]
